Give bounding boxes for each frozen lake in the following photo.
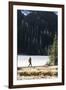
[17,55,49,67]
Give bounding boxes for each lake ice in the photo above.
[17,55,49,67]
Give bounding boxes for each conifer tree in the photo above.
[49,34,58,65]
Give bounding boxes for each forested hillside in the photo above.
[17,10,58,55]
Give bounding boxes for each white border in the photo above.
[13,5,62,85]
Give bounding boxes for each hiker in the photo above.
[28,57,32,67]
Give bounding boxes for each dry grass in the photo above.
[17,66,58,80]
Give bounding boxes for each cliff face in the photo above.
[17,10,58,55]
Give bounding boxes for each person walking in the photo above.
[28,57,32,67]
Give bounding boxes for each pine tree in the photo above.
[49,34,58,65]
